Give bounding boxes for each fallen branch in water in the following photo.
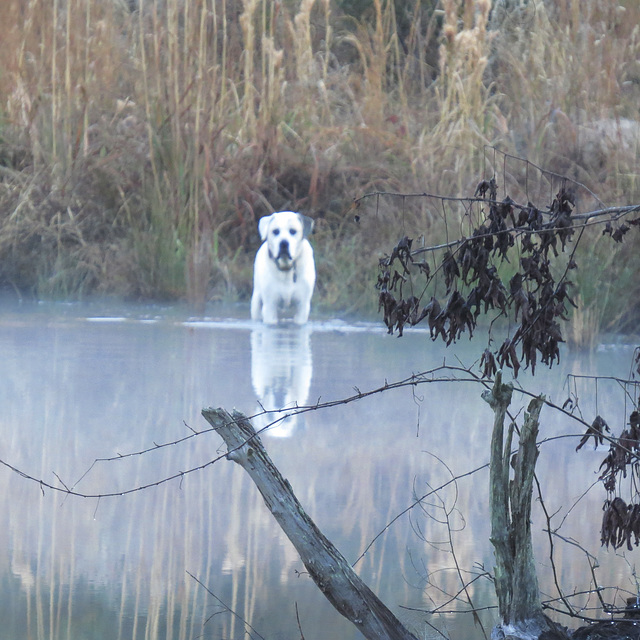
[202,406,419,640]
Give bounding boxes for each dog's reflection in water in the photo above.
[250,324,312,438]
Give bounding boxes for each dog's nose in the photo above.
[278,240,292,260]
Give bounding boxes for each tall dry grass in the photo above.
[0,0,638,329]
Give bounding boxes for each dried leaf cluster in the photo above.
[601,496,640,550]
[376,177,639,377]
[571,347,640,550]
[597,410,640,492]
[576,405,640,549]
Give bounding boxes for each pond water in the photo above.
[0,299,637,640]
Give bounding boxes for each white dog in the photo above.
[251,211,316,325]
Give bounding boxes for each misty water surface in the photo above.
[0,300,637,639]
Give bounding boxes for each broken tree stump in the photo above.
[202,406,419,640]
[483,372,566,639]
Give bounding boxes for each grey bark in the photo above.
[483,372,545,626]
[202,406,419,640]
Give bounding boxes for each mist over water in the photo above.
[0,299,636,639]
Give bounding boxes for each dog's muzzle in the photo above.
[271,240,294,271]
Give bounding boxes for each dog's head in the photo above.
[258,211,314,272]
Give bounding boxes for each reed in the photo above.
[0,0,638,330]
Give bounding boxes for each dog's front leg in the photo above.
[252,288,279,324]
[292,296,311,325]
[261,300,280,324]
[250,291,263,322]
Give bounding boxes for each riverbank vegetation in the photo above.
[0,0,638,337]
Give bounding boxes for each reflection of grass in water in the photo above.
[0,575,145,639]
[5,400,212,637]
[0,315,272,638]
[13,473,261,639]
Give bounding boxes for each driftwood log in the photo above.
[202,407,419,640]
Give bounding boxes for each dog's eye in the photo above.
[289,228,297,235]
[272,228,280,236]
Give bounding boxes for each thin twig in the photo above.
[187,571,266,640]
[294,602,306,640]
[534,472,577,616]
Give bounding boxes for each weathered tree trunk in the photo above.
[509,395,544,623]
[202,407,419,640]
[483,372,559,639]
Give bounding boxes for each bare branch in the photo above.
[187,571,266,640]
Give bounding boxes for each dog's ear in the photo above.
[299,214,314,237]
[258,214,274,241]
